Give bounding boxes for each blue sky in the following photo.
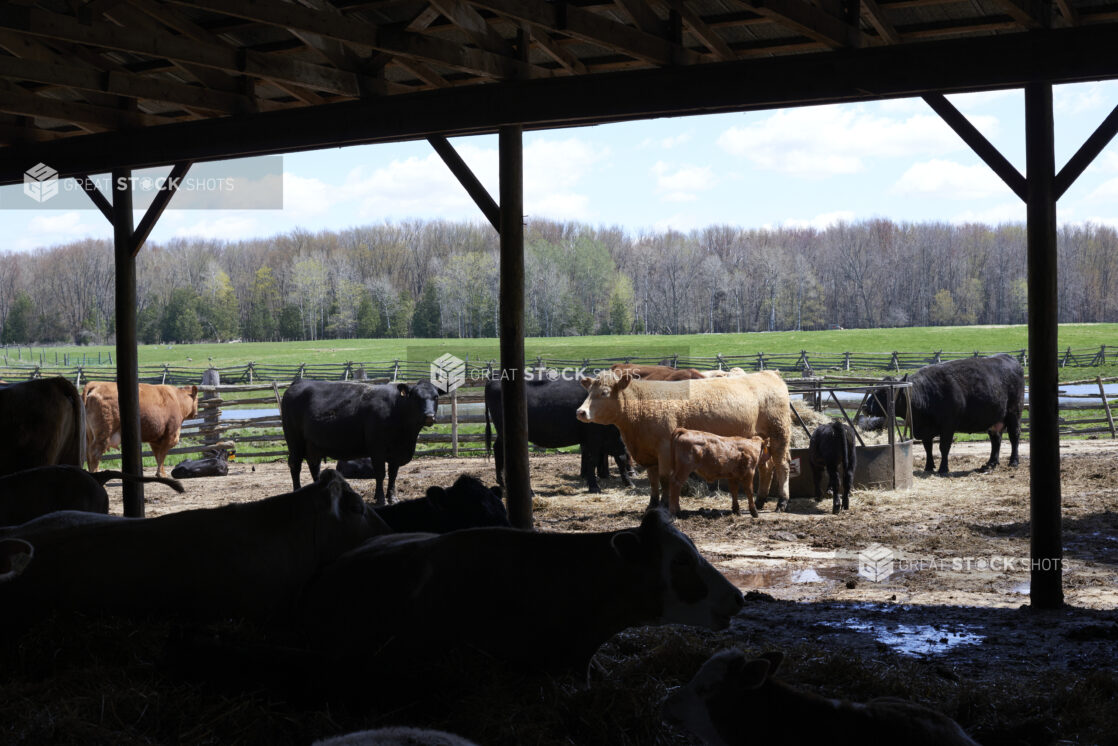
[2,80,1117,252]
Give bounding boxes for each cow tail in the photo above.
[69,381,87,469]
[484,399,492,461]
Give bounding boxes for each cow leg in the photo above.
[1007,413,1021,467]
[922,439,936,473]
[810,462,824,501]
[371,459,387,505]
[937,437,952,476]
[827,463,841,514]
[597,450,610,480]
[979,428,1002,473]
[668,476,684,516]
[287,449,304,490]
[386,461,400,505]
[493,435,505,487]
[739,478,759,519]
[307,456,323,484]
[616,452,635,488]
[581,448,602,493]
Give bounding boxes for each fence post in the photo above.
[247,362,254,384]
[844,351,850,371]
[757,352,764,370]
[890,351,900,371]
[934,350,942,364]
[451,388,459,457]
[75,367,82,388]
[392,360,400,381]
[1061,347,1071,367]
[1098,376,1116,439]
[201,368,220,448]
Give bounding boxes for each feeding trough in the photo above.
[784,377,915,496]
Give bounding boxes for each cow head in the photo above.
[179,384,200,419]
[662,649,783,743]
[576,370,633,425]
[756,437,772,467]
[308,469,390,561]
[399,381,440,426]
[863,377,901,419]
[611,510,744,630]
[0,538,33,585]
[425,475,509,528]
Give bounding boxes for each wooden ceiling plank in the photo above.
[748,0,863,48]
[0,4,368,97]
[465,0,704,66]
[170,0,541,81]
[428,0,513,55]
[396,58,452,87]
[861,0,901,43]
[0,80,167,131]
[656,0,735,60]
[0,55,244,114]
[527,24,588,75]
[1054,0,1079,26]
[989,0,1050,28]
[613,0,665,36]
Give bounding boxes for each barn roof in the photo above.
[0,0,1116,185]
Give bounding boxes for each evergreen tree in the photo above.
[1,292,34,344]
[244,266,279,341]
[411,283,441,338]
[278,304,302,340]
[162,288,203,342]
[355,294,379,338]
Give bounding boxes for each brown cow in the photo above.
[83,382,199,477]
[577,370,792,513]
[668,428,770,517]
[0,378,85,477]
[610,363,707,381]
[663,649,981,745]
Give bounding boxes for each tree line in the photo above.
[2,217,1117,345]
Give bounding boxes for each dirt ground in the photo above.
[89,440,1118,744]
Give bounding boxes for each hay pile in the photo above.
[788,401,892,449]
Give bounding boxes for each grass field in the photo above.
[4,323,1118,371]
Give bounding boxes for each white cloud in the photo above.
[1085,176,1118,203]
[651,161,715,203]
[172,213,263,240]
[638,132,692,149]
[892,159,1012,200]
[783,210,855,230]
[716,105,998,178]
[652,212,702,232]
[1054,81,1109,115]
[14,211,106,250]
[950,202,1025,224]
[281,173,333,218]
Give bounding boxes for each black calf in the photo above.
[808,421,856,514]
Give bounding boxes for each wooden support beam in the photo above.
[527,24,588,75]
[1054,0,1079,26]
[614,0,665,36]
[1055,102,1118,199]
[861,0,900,43]
[922,93,1027,200]
[132,160,192,255]
[1025,81,1062,610]
[428,135,500,230]
[4,24,1118,184]
[429,0,514,56]
[466,0,704,65]
[748,0,863,48]
[112,167,144,518]
[656,0,735,60]
[74,173,114,223]
[990,0,1050,28]
[0,80,166,131]
[0,4,371,97]
[499,123,531,530]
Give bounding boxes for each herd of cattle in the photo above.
[0,354,1023,744]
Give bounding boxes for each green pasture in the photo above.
[4,322,1118,371]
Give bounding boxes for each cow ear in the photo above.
[614,371,633,392]
[397,383,410,397]
[739,657,775,690]
[0,538,33,583]
[490,485,503,501]
[425,485,449,508]
[580,376,594,390]
[757,650,784,677]
[610,529,643,562]
[901,373,909,382]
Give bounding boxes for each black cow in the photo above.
[335,458,376,479]
[484,376,633,493]
[374,475,508,533]
[808,421,856,514]
[0,466,183,526]
[865,353,1024,475]
[172,448,231,479]
[0,378,85,477]
[282,380,439,503]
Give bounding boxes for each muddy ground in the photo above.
[51,439,1118,744]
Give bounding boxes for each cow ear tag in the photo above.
[398,384,409,397]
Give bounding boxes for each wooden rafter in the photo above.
[613,0,665,36]
[747,0,863,48]
[861,0,901,43]
[654,0,735,60]
[989,0,1050,28]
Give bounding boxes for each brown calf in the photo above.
[668,428,769,517]
[664,649,981,746]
